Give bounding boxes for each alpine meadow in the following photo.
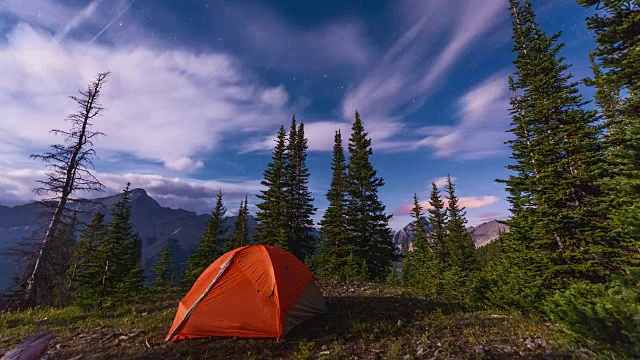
[0,0,638,359]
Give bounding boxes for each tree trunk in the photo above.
[24,195,68,305]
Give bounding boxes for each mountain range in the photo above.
[0,189,506,288]
[392,218,508,253]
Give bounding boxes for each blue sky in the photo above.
[0,0,595,230]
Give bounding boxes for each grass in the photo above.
[0,281,587,359]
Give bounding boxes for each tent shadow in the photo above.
[284,295,463,342]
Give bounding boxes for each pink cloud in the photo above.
[476,211,504,218]
[394,195,500,216]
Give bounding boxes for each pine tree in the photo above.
[578,0,640,262]
[317,130,350,279]
[284,118,317,260]
[404,193,439,296]
[345,111,396,280]
[71,212,107,306]
[108,184,144,300]
[47,212,77,304]
[152,242,173,290]
[228,195,249,251]
[498,0,611,301]
[444,176,478,273]
[89,184,144,306]
[427,182,448,266]
[255,126,288,249]
[183,190,227,287]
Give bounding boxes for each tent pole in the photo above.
[166,256,235,342]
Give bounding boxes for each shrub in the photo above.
[544,269,640,358]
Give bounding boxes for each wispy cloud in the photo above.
[432,176,453,188]
[0,24,291,172]
[194,1,372,72]
[55,0,100,42]
[416,73,511,159]
[339,0,506,149]
[89,1,132,44]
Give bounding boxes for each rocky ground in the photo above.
[0,281,590,359]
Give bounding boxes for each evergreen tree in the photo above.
[152,242,174,290]
[71,212,107,306]
[108,184,144,300]
[404,193,439,296]
[284,118,317,260]
[228,195,249,251]
[444,176,479,273]
[427,182,448,266]
[497,0,611,302]
[47,212,77,304]
[345,111,396,280]
[578,0,640,262]
[317,130,350,279]
[437,176,479,302]
[89,183,144,306]
[183,190,227,287]
[255,126,288,249]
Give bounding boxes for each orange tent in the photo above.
[166,245,327,342]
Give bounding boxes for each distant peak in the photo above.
[130,188,148,196]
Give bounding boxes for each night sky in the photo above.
[0,0,595,230]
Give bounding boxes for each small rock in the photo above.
[319,350,330,355]
[524,338,536,349]
[118,335,129,340]
[487,314,507,319]
[501,346,515,354]
[402,355,411,360]
[397,319,403,327]
[474,346,486,355]
[321,345,328,351]
[416,345,424,356]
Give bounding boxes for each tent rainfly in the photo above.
[166,245,327,342]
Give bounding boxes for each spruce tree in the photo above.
[404,193,439,296]
[48,212,77,304]
[427,182,448,266]
[444,176,478,273]
[108,184,144,300]
[255,126,288,249]
[183,190,227,287]
[578,0,640,262]
[71,212,107,306]
[317,130,350,279]
[345,111,396,280]
[498,0,611,301]
[229,195,249,251]
[284,118,317,260]
[86,183,144,306]
[152,242,173,290]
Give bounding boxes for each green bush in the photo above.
[544,269,640,358]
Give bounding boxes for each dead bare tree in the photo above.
[24,72,110,306]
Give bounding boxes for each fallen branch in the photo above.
[1,332,52,360]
